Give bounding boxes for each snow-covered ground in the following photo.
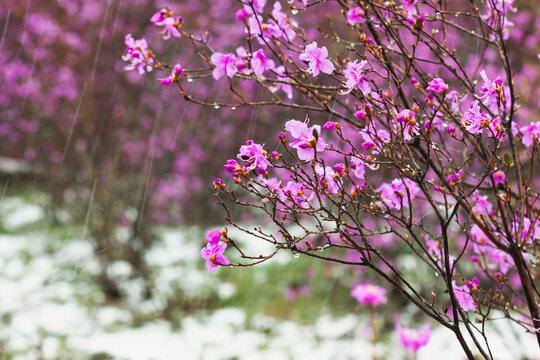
[0,198,538,359]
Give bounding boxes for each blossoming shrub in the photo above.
[127,0,540,357]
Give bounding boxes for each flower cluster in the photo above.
[200,230,230,272]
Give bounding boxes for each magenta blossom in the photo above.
[520,121,540,148]
[237,140,272,173]
[122,34,153,74]
[211,52,239,80]
[478,70,503,106]
[395,109,418,141]
[299,42,335,77]
[426,77,448,93]
[346,7,366,25]
[284,119,326,161]
[341,60,371,95]
[396,323,431,355]
[205,229,222,245]
[351,283,387,306]
[158,17,182,40]
[160,63,183,86]
[453,280,477,311]
[150,8,171,25]
[377,178,420,211]
[492,169,506,186]
[250,49,275,77]
[200,242,230,273]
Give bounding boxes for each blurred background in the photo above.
[0,0,539,359]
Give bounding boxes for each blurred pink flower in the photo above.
[396,323,431,355]
[351,283,387,307]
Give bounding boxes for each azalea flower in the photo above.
[200,242,230,273]
[351,283,387,306]
[205,229,222,245]
[341,60,371,95]
[395,109,418,141]
[426,77,448,93]
[122,34,154,74]
[396,323,431,355]
[211,52,239,80]
[237,140,272,173]
[250,49,275,77]
[284,119,326,161]
[453,280,477,311]
[346,7,366,25]
[377,178,420,210]
[520,121,540,147]
[160,63,183,85]
[299,41,334,77]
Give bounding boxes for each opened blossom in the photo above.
[211,52,239,80]
[492,169,506,185]
[341,60,371,95]
[122,34,153,74]
[520,121,540,147]
[284,119,326,161]
[377,178,420,211]
[237,140,272,173]
[299,42,334,77]
[205,229,222,245]
[478,70,503,106]
[351,283,387,306]
[396,323,431,355]
[346,7,365,25]
[426,77,448,93]
[453,280,477,311]
[250,49,275,77]
[200,242,230,273]
[395,109,418,141]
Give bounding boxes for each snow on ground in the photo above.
[0,198,538,359]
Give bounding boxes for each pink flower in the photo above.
[237,140,272,173]
[284,119,326,161]
[283,180,310,207]
[341,60,371,95]
[461,101,491,135]
[271,2,298,40]
[377,178,420,211]
[520,121,540,147]
[446,169,464,186]
[492,169,506,185]
[453,281,477,311]
[235,8,249,21]
[122,34,153,74]
[472,191,493,217]
[299,41,335,77]
[159,17,182,40]
[346,7,366,25]
[200,242,230,273]
[316,165,342,195]
[351,283,387,306]
[478,70,503,106]
[396,323,431,355]
[426,77,448,93]
[160,63,183,85]
[150,8,171,25]
[211,52,239,80]
[205,229,222,245]
[395,109,418,141]
[250,49,275,77]
[268,65,293,99]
